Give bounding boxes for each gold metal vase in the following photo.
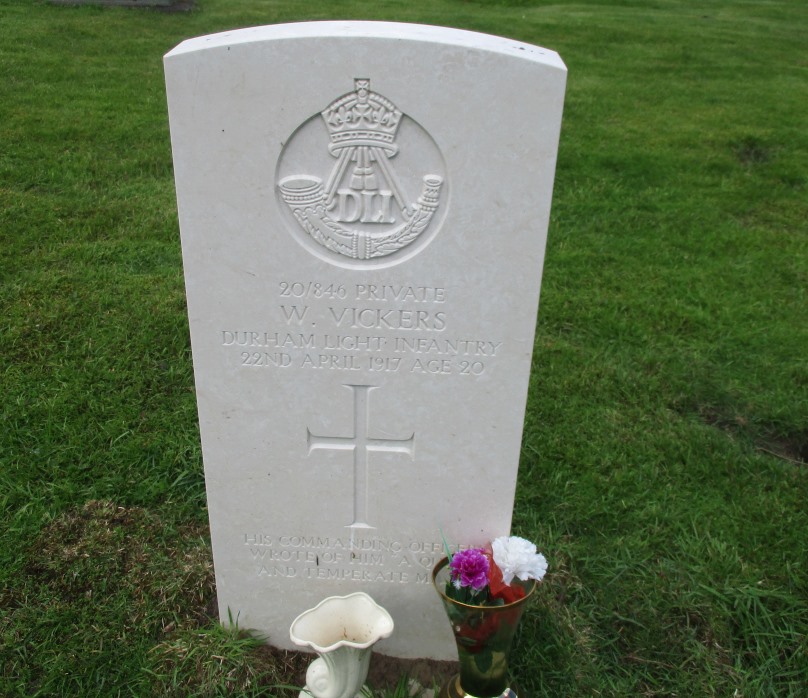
[432,558,536,698]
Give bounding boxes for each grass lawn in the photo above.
[1,0,806,695]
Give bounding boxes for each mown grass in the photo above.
[1,0,806,696]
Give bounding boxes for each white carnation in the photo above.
[492,536,548,585]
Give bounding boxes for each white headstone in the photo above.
[164,21,565,660]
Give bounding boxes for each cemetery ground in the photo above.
[1,0,806,695]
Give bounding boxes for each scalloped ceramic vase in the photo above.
[290,592,394,698]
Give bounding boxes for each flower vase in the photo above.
[433,558,536,698]
[290,592,394,698]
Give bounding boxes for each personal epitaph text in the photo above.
[165,22,566,659]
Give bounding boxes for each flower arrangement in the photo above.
[444,535,548,606]
[433,536,548,698]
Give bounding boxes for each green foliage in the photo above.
[142,623,305,697]
[1,0,806,696]
[0,501,215,694]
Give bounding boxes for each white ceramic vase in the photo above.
[290,592,394,698]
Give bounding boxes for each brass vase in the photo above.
[433,558,536,698]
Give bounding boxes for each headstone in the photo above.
[164,21,565,660]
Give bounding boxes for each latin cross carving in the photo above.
[307,384,414,529]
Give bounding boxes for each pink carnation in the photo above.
[449,548,490,590]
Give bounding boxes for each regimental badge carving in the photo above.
[277,79,447,267]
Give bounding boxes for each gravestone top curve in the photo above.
[165,21,565,70]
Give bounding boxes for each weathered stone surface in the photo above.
[165,21,565,659]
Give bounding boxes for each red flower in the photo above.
[455,611,504,653]
[486,550,526,604]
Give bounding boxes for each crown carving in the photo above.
[321,79,402,155]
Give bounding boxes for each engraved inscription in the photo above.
[219,280,505,375]
[278,282,446,303]
[307,384,414,530]
[242,534,463,584]
[277,79,448,268]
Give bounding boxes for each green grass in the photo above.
[1,0,807,695]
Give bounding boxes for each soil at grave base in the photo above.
[259,644,458,692]
[368,654,458,691]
